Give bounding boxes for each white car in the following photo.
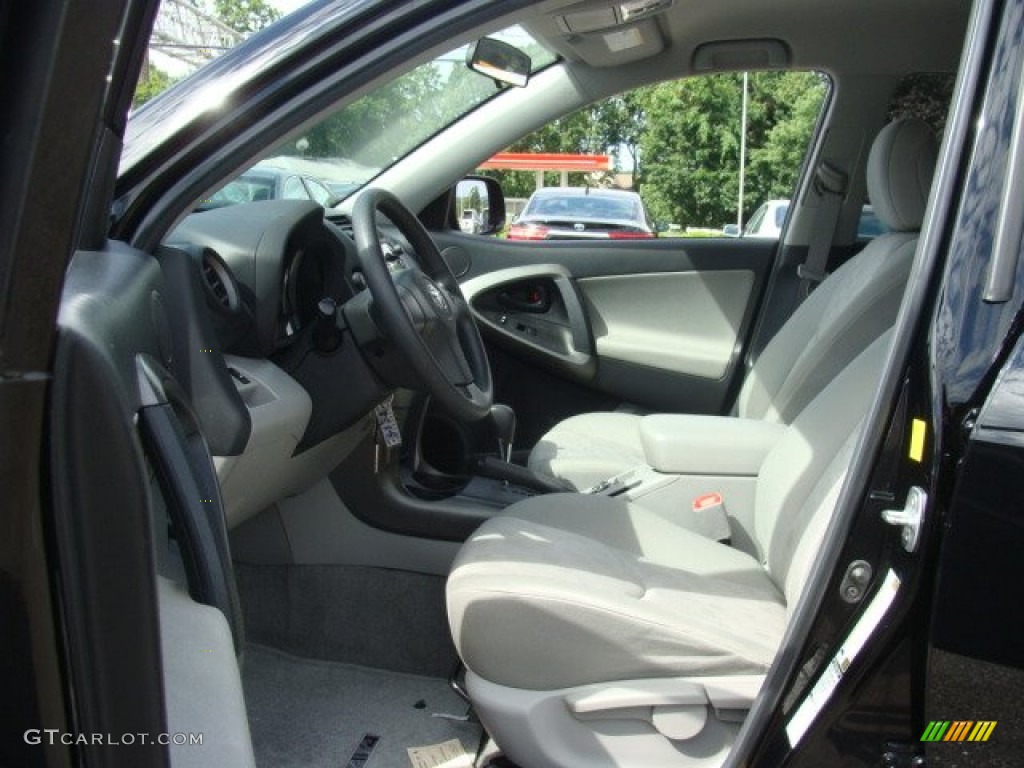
[459,208,482,234]
[745,199,889,240]
[743,199,790,238]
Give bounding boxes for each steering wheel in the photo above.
[351,188,493,421]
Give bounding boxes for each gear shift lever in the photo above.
[489,404,516,462]
[474,403,571,493]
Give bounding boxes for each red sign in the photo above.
[479,152,613,172]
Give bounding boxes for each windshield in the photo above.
[250,26,554,202]
[124,6,556,208]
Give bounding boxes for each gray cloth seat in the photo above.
[528,119,937,491]
[448,330,889,693]
[447,332,895,767]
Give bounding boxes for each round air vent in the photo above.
[200,248,240,313]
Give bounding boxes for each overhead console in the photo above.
[526,0,673,66]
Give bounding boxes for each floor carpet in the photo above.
[243,644,481,768]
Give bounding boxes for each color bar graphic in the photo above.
[921,720,996,742]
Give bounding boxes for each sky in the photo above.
[269,0,309,13]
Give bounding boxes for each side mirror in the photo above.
[722,224,741,237]
[467,38,531,88]
[454,176,506,236]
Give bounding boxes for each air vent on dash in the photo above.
[200,248,239,312]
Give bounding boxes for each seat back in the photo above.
[736,119,937,425]
[753,330,892,608]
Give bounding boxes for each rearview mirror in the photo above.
[467,37,531,88]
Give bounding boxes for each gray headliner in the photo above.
[528,0,969,75]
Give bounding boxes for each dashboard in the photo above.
[163,198,419,526]
[172,199,416,353]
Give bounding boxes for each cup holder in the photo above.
[417,413,471,479]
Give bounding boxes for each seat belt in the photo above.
[798,161,848,299]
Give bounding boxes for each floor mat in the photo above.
[243,644,481,768]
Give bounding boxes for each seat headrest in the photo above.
[867,119,938,232]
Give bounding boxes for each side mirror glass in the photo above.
[467,38,531,88]
[455,176,506,235]
[722,224,741,237]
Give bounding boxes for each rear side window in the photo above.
[888,73,955,136]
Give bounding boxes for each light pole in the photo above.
[738,71,749,230]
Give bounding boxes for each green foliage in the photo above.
[746,73,828,212]
[134,0,280,108]
[636,75,742,228]
[484,93,648,200]
[133,61,174,109]
[888,73,955,135]
[637,72,826,229]
[208,0,280,35]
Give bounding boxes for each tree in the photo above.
[207,0,280,35]
[482,95,648,199]
[745,72,828,214]
[634,71,826,228]
[133,59,175,109]
[133,0,280,108]
[636,75,745,228]
[297,64,458,166]
[888,73,954,134]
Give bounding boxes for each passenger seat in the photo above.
[528,119,937,490]
[447,328,895,767]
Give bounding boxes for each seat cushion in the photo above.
[527,412,644,490]
[447,494,786,691]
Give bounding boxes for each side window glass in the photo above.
[474,71,830,241]
[887,73,955,136]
